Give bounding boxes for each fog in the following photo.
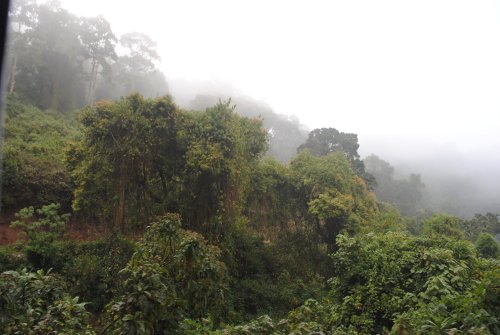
[361,137,500,217]
[29,0,500,216]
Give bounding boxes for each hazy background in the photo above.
[37,0,500,216]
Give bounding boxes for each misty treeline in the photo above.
[1,2,499,335]
[6,0,168,111]
[6,0,309,164]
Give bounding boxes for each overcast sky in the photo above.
[55,0,500,156]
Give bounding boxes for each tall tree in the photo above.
[180,100,268,238]
[68,94,159,227]
[68,95,267,232]
[6,0,38,94]
[22,2,86,110]
[118,32,161,94]
[298,127,375,188]
[298,127,360,159]
[290,150,378,250]
[79,16,117,105]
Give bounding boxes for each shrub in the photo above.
[328,232,497,334]
[0,268,95,334]
[0,245,28,272]
[101,214,227,334]
[63,235,135,313]
[10,203,73,271]
[10,203,69,238]
[475,233,500,259]
[25,232,74,271]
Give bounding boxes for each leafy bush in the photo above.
[25,232,74,271]
[212,233,499,335]
[422,213,465,239]
[327,232,498,334]
[2,97,78,210]
[215,315,276,334]
[475,233,500,259]
[0,245,28,272]
[11,203,73,271]
[189,300,344,335]
[101,214,227,334]
[223,226,326,321]
[0,268,95,334]
[63,235,135,312]
[11,203,70,238]
[393,259,500,334]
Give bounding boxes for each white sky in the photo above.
[55,0,500,154]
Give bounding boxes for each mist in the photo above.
[362,136,500,217]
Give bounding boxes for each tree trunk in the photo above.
[87,58,97,105]
[91,65,98,104]
[7,55,17,94]
[50,64,62,110]
[113,177,126,229]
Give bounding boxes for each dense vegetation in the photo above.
[1,1,499,334]
[1,93,498,334]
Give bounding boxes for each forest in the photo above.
[0,1,499,335]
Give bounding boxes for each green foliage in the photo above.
[475,233,500,259]
[0,268,95,334]
[207,232,496,335]
[101,214,227,334]
[327,232,497,334]
[222,227,326,321]
[11,203,70,238]
[63,236,135,313]
[199,300,340,334]
[362,202,405,234]
[392,259,500,334]
[0,245,28,272]
[188,94,308,163]
[298,128,361,160]
[423,213,465,239]
[180,100,268,238]
[68,94,180,226]
[402,215,425,236]
[215,315,276,334]
[25,232,74,271]
[298,127,375,188]
[2,96,78,210]
[243,157,299,236]
[10,203,73,271]
[290,150,378,249]
[5,45,500,333]
[274,299,331,335]
[272,227,331,278]
[69,95,267,234]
